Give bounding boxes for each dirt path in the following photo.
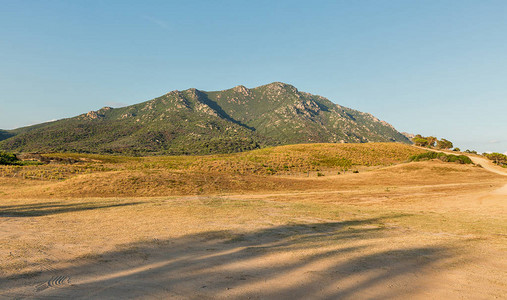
[416,146,507,176]
[417,147,507,196]
[467,155,507,176]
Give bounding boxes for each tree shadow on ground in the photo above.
[0,201,142,217]
[1,216,460,299]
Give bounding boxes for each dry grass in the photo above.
[0,143,505,298]
[0,143,427,199]
[187,142,426,175]
[1,160,499,199]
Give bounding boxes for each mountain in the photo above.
[0,82,410,155]
[0,130,15,142]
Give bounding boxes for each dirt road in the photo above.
[416,146,507,176]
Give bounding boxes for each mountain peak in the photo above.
[232,85,251,96]
[185,88,201,94]
[257,82,298,94]
[0,82,410,154]
[263,81,295,88]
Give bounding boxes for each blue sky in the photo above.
[1,0,506,153]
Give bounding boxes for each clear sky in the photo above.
[1,0,506,154]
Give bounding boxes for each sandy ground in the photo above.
[0,158,505,299]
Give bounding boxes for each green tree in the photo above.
[412,134,428,147]
[436,138,453,149]
[0,151,20,165]
[426,136,437,147]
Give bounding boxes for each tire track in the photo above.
[35,275,71,292]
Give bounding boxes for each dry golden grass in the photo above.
[1,143,427,199]
[0,144,505,299]
[187,142,426,175]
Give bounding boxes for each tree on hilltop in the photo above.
[436,138,453,149]
[426,136,437,147]
[412,134,429,147]
[413,135,454,149]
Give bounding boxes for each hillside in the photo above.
[0,82,410,154]
[0,130,14,141]
[0,143,426,198]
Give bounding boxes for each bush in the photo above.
[484,152,507,167]
[409,152,472,164]
[0,151,20,165]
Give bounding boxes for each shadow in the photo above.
[0,217,457,299]
[0,129,15,141]
[195,90,256,131]
[0,201,142,217]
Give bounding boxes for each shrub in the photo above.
[484,152,507,167]
[409,152,472,164]
[0,151,20,165]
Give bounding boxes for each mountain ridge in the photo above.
[0,82,410,155]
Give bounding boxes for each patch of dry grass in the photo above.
[0,143,428,199]
[188,142,426,175]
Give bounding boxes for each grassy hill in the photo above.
[0,143,426,198]
[0,83,410,155]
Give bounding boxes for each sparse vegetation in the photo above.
[189,143,424,175]
[0,143,426,198]
[483,152,507,167]
[0,141,505,299]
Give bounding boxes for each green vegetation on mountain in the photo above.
[0,82,410,154]
[0,130,15,142]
